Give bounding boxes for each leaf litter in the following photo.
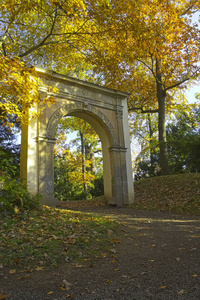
[0,205,118,270]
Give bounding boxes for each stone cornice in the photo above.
[35,67,129,99]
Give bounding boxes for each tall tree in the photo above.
[86,0,200,175]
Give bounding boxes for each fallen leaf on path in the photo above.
[112,238,122,244]
[65,256,70,262]
[47,291,53,295]
[177,290,187,295]
[191,274,198,277]
[0,293,10,300]
[17,274,31,280]
[110,248,117,254]
[35,266,45,271]
[9,269,16,274]
[62,280,72,290]
[160,286,167,289]
[106,280,112,284]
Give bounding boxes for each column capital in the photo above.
[109,146,127,153]
[36,136,56,144]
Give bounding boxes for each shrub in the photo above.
[0,172,42,214]
[90,174,104,198]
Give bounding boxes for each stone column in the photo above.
[38,136,59,206]
[20,107,39,195]
[109,146,123,207]
[116,107,125,148]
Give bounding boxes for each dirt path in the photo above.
[1,207,200,299]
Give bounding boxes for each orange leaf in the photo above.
[112,238,122,244]
[17,275,31,280]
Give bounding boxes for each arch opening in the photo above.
[51,108,116,204]
[54,115,104,202]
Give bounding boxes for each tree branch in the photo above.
[128,106,159,113]
[2,42,6,56]
[165,66,200,91]
[18,9,58,58]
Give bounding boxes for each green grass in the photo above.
[0,206,118,269]
[132,173,200,215]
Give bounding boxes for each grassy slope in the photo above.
[132,173,200,215]
[0,206,118,268]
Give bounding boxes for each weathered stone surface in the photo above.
[20,68,134,206]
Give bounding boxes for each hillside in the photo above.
[61,173,200,215]
[133,173,200,215]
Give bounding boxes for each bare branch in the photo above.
[165,66,200,91]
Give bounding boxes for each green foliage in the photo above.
[54,154,94,201]
[132,103,200,177]
[0,173,42,214]
[130,112,161,179]
[0,119,20,178]
[167,104,200,173]
[54,116,103,201]
[134,158,161,181]
[90,173,104,198]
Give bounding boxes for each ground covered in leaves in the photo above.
[133,173,200,215]
[0,174,200,299]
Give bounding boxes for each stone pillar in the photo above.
[20,108,38,195]
[121,99,134,204]
[38,136,59,206]
[109,146,131,207]
[109,146,123,207]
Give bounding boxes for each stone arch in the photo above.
[46,103,120,204]
[47,102,119,146]
[20,68,134,207]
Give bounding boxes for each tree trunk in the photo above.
[147,113,154,175]
[156,59,169,175]
[90,151,95,173]
[80,131,87,192]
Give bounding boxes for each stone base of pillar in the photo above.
[41,196,60,207]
